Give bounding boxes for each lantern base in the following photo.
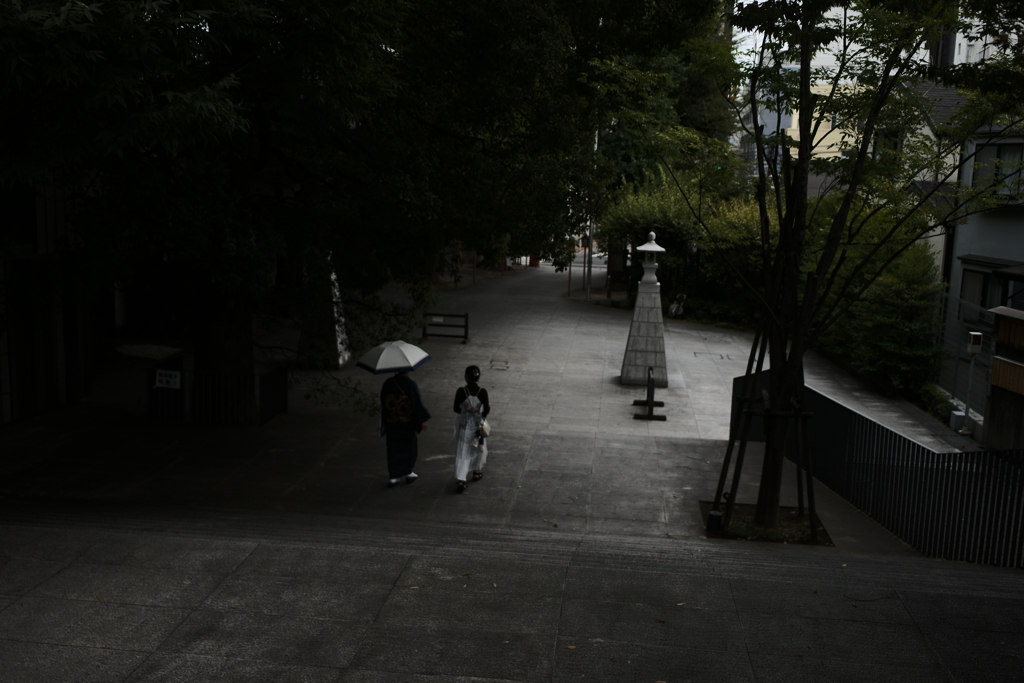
[620,281,668,387]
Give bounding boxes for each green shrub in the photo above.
[918,383,955,423]
[817,244,944,398]
[599,172,764,328]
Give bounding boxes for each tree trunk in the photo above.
[756,414,788,527]
[754,332,805,528]
[297,267,341,370]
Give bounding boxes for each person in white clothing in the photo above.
[452,365,490,493]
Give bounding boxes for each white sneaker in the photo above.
[405,472,418,484]
[388,478,401,488]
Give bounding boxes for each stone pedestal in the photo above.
[621,258,668,387]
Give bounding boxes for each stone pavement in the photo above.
[2,502,1023,683]
[1,263,1021,682]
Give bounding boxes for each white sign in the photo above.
[155,370,181,389]
[967,331,983,355]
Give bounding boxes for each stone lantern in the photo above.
[620,232,668,387]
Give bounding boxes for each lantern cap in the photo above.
[636,231,665,253]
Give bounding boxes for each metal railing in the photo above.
[731,373,1024,568]
[149,366,288,426]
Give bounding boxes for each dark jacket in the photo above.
[381,374,431,431]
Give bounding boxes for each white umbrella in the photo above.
[356,340,432,374]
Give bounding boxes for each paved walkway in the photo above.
[1,263,1019,682]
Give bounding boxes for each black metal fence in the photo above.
[149,366,288,426]
[731,373,1024,569]
[257,366,289,425]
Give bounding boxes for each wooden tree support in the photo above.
[710,330,818,541]
[633,366,666,421]
[713,330,768,530]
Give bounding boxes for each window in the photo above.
[928,33,956,68]
[1010,282,1024,311]
[961,267,1024,313]
[873,130,901,160]
[961,271,995,308]
[960,269,1004,320]
[973,142,1024,195]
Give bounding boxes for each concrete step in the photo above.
[3,498,1019,598]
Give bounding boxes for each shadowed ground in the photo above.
[1,263,1018,682]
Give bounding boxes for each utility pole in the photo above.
[960,331,983,435]
[585,129,599,301]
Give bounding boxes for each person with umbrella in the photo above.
[358,341,432,487]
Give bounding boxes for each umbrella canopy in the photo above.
[356,340,432,374]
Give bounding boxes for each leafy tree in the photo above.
[596,34,739,187]
[723,0,1024,527]
[817,242,944,396]
[2,0,730,416]
[0,1,252,180]
[599,147,761,321]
